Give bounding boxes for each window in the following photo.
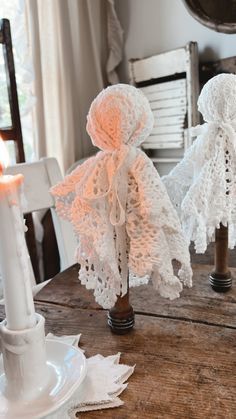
[0,0,35,163]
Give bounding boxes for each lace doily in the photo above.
[163,73,236,253]
[46,334,134,419]
[51,84,192,309]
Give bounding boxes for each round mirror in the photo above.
[182,0,236,33]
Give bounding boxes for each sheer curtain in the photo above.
[25,0,123,173]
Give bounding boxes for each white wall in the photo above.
[116,0,236,82]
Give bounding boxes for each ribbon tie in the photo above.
[79,145,137,227]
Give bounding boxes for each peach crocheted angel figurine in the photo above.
[51,84,192,309]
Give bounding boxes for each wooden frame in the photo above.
[182,0,236,34]
[0,18,25,162]
[0,19,42,280]
[129,42,200,166]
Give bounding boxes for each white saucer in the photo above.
[0,339,87,419]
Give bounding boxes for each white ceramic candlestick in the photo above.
[0,314,49,401]
[0,154,86,418]
[0,157,50,407]
[0,164,36,330]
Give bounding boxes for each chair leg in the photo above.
[25,214,40,283]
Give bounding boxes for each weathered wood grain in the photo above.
[143,134,184,149]
[1,303,234,419]
[130,48,187,82]
[36,265,101,310]
[144,87,186,102]
[152,106,186,118]
[140,78,186,94]
[152,125,183,135]
[151,157,182,164]
[131,264,236,329]
[35,264,236,328]
[149,97,186,111]
[1,259,236,418]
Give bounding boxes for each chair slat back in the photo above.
[6,158,77,273]
[141,79,187,150]
[129,42,200,167]
[6,161,54,212]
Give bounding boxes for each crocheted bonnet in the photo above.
[51,84,192,308]
[163,73,236,252]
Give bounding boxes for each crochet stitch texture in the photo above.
[51,84,192,308]
[163,73,236,253]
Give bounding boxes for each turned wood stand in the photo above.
[209,224,232,292]
[108,289,134,334]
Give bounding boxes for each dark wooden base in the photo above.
[107,312,135,334]
[108,292,134,334]
[209,271,232,292]
[210,224,232,292]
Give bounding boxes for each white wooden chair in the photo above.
[5,158,77,280]
[129,42,200,169]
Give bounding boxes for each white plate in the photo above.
[0,339,87,419]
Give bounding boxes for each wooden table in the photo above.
[2,264,236,418]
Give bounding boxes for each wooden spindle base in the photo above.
[209,224,232,292]
[108,292,134,334]
[209,272,232,292]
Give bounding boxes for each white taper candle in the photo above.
[0,161,36,330]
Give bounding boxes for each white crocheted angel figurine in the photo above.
[51,84,192,309]
[163,73,236,253]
